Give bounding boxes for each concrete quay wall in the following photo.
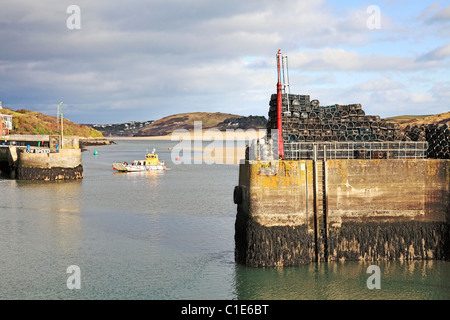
[235,161,315,267]
[326,159,449,225]
[17,148,82,169]
[234,159,449,267]
[16,148,83,181]
[1,146,83,180]
[0,146,18,177]
[326,159,449,262]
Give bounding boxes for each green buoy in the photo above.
[94,150,98,156]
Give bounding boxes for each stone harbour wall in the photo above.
[16,148,83,181]
[16,164,83,181]
[234,159,449,267]
[327,221,449,262]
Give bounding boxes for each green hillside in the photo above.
[135,112,244,136]
[1,108,104,138]
[385,112,450,129]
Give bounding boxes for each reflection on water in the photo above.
[8,180,82,254]
[0,140,449,300]
[235,260,450,300]
[16,180,82,213]
[114,170,165,187]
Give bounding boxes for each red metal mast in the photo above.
[276,49,284,159]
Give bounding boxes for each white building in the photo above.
[0,113,13,136]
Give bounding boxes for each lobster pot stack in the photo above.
[265,93,440,160]
[403,124,449,159]
[266,93,402,143]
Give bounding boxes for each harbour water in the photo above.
[0,140,449,300]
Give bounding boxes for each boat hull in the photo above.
[112,163,165,172]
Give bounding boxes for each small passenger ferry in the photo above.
[112,149,166,172]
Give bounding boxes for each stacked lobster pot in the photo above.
[265,93,442,160]
[403,124,449,159]
[266,93,402,144]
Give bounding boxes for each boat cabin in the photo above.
[131,153,161,166]
[145,153,160,165]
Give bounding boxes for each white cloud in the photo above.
[419,2,450,24]
[0,0,449,123]
[409,92,436,103]
[418,42,450,61]
[355,78,405,91]
[289,48,442,72]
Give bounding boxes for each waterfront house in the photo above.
[0,113,13,137]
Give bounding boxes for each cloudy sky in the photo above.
[0,0,449,124]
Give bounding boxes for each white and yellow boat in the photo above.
[113,149,166,172]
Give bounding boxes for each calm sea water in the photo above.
[0,140,449,300]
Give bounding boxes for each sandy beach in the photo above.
[109,129,267,141]
[109,129,268,165]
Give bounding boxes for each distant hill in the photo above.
[385,112,450,129]
[86,112,268,137]
[216,115,267,130]
[135,112,242,136]
[134,112,268,136]
[0,108,104,138]
[87,120,154,137]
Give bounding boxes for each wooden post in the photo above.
[323,145,328,261]
[312,144,319,262]
[305,161,309,232]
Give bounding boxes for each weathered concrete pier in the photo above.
[234,158,449,267]
[0,135,83,181]
[234,51,449,267]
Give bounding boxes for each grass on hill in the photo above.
[385,111,450,129]
[136,112,243,136]
[1,108,104,138]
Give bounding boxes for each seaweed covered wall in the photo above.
[327,221,449,261]
[16,148,83,181]
[326,159,449,225]
[16,164,83,181]
[235,159,450,267]
[326,159,449,262]
[235,209,313,267]
[235,161,316,267]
